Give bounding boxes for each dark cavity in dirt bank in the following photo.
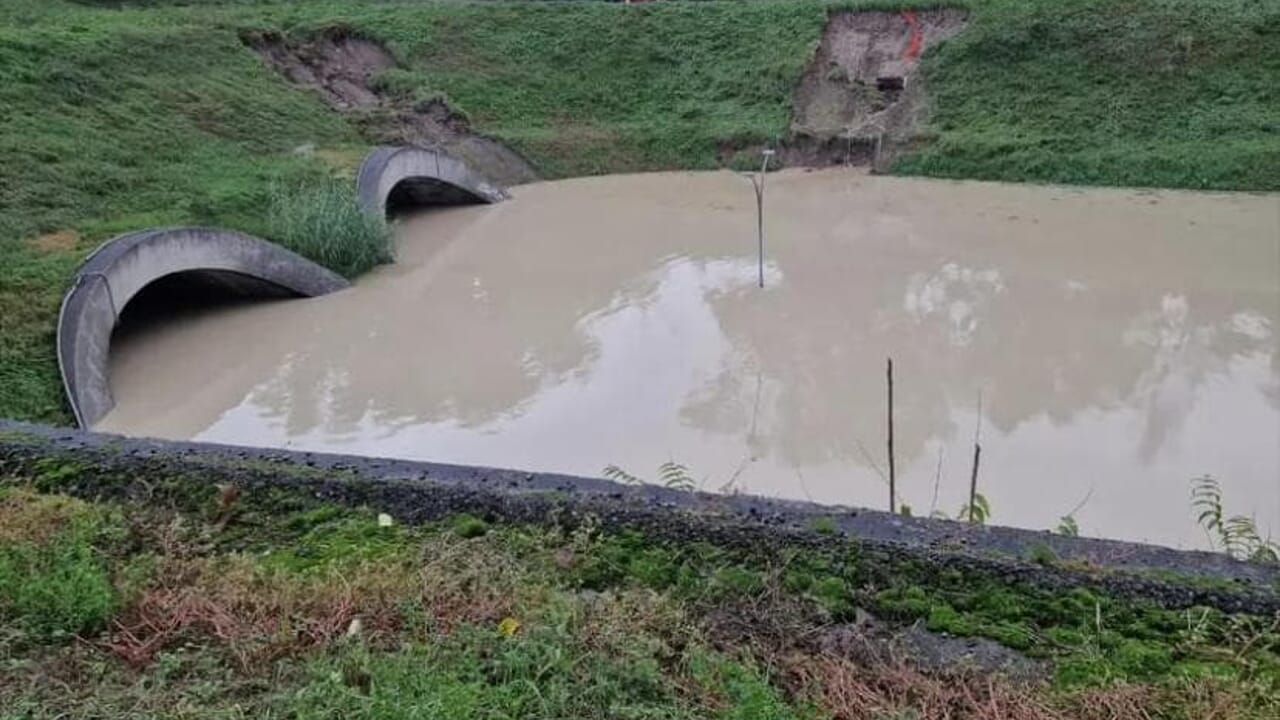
[778,9,968,169]
[243,27,539,186]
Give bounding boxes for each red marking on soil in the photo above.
[901,10,923,60]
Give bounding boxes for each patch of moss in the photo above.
[808,516,838,535]
[810,576,855,618]
[875,585,933,620]
[259,511,415,573]
[709,566,767,598]
[29,456,92,486]
[0,538,116,638]
[1028,542,1058,567]
[870,569,1280,687]
[0,491,126,639]
[571,530,685,591]
[450,513,490,539]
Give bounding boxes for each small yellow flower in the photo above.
[497,617,521,637]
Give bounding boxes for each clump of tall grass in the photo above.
[266,179,392,279]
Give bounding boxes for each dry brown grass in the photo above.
[779,653,1266,720]
[787,654,1060,720]
[26,229,79,253]
[696,566,831,656]
[99,528,551,669]
[415,532,544,632]
[0,489,93,545]
[312,146,366,178]
[102,555,411,669]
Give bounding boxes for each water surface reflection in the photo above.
[101,170,1280,548]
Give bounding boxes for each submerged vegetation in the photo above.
[0,454,1278,718]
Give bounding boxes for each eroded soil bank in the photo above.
[243,27,540,186]
[98,170,1280,549]
[248,10,967,176]
[783,9,968,168]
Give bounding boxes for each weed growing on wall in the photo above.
[1192,475,1279,563]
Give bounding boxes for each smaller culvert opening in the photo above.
[384,178,489,218]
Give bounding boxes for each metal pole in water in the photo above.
[887,357,896,513]
[755,148,775,289]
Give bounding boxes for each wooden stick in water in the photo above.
[887,357,896,513]
[968,389,983,523]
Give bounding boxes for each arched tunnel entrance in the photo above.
[59,146,509,428]
[384,177,492,217]
[57,228,350,428]
[120,269,308,319]
[356,145,508,217]
[111,269,306,359]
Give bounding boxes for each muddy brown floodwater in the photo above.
[100,170,1280,548]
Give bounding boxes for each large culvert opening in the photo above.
[111,271,302,352]
[242,28,539,186]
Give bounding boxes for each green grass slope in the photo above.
[1,0,1277,424]
[899,0,1280,189]
[0,1,366,422]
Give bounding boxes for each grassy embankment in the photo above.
[2,0,1278,424]
[0,452,1277,718]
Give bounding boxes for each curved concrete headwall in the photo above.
[356,145,509,215]
[58,228,349,428]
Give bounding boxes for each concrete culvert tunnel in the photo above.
[112,269,313,344]
[356,145,510,217]
[57,228,351,428]
[57,146,510,428]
